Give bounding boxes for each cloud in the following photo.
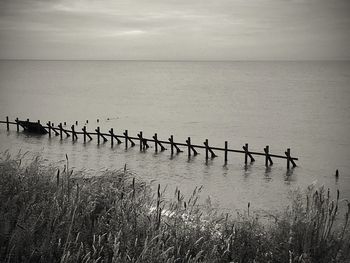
[0,0,349,59]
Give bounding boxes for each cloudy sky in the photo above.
[0,0,349,60]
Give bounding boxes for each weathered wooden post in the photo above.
[83,126,87,142]
[59,123,63,140]
[48,121,51,137]
[110,128,114,147]
[6,116,9,131]
[187,137,191,157]
[154,133,158,152]
[124,129,128,149]
[82,126,92,142]
[168,135,182,154]
[242,143,254,163]
[150,133,165,152]
[37,120,41,133]
[64,122,66,126]
[109,129,121,145]
[224,141,228,164]
[75,120,78,125]
[71,125,74,141]
[96,126,100,144]
[139,131,143,151]
[71,125,77,141]
[244,143,248,164]
[203,139,216,159]
[170,135,174,155]
[15,117,19,132]
[264,145,273,167]
[205,139,209,160]
[286,148,291,170]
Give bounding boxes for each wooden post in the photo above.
[139,131,143,151]
[59,123,63,140]
[48,121,51,137]
[152,134,164,151]
[154,133,158,152]
[82,126,92,141]
[16,117,19,132]
[124,130,128,149]
[97,127,100,144]
[110,128,114,147]
[6,116,9,131]
[265,145,269,167]
[64,122,66,126]
[83,126,87,143]
[187,137,191,157]
[286,148,290,170]
[75,120,78,125]
[205,139,209,160]
[204,139,215,159]
[170,135,174,155]
[224,141,228,164]
[86,120,88,124]
[243,143,255,163]
[169,135,182,154]
[264,146,273,166]
[71,125,76,141]
[109,129,121,145]
[285,148,296,169]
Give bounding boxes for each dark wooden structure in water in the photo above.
[17,119,48,134]
[1,117,298,170]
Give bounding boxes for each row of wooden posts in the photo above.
[1,117,298,169]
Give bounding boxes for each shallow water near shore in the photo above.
[0,60,349,213]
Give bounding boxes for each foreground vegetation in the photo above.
[0,153,349,262]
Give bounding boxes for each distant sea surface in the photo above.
[0,60,349,213]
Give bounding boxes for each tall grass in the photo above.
[0,153,349,262]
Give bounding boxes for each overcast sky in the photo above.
[0,0,349,60]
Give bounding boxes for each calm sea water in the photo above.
[0,60,349,213]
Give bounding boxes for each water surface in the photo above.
[0,60,349,213]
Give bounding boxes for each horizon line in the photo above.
[1,58,350,62]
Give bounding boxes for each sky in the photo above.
[0,0,349,60]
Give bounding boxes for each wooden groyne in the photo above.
[1,117,298,169]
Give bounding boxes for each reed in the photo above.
[0,153,349,263]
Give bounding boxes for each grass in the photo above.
[0,152,349,262]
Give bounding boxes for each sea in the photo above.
[0,60,349,214]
